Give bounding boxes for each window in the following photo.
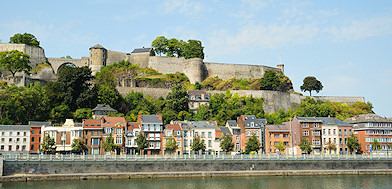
[184,131,187,137]
[339,129,342,135]
[1,138,4,143]
[167,130,172,136]
[116,128,122,134]
[208,132,212,138]
[92,131,95,135]
[92,139,100,145]
[323,129,325,135]
[155,133,160,138]
[0,145,4,150]
[312,139,320,145]
[9,132,12,136]
[17,132,20,136]
[156,142,160,148]
[236,143,240,150]
[149,133,154,139]
[177,131,181,135]
[115,137,122,144]
[349,129,352,135]
[202,132,205,137]
[149,142,154,148]
[98,131,100,135]
[340,138,342,145]
[302,130,309,136]
[313,131,320,136]
[92,148,100,155]
[16,138,20,142]
[9,145,12,151]
[334,138,336,144]
[328,129,331,135]
[9,138,12,142]
[32,130,35,134]
[177,142,181,147]
[39,137,41,142]
[344,129,347,135]
[302,123,309,128]
[184,140,188,147]
[208,140,212,147]
[284,142,289,146]
[313,123,319,128]
[32,137,35,142]
[16,145,19,150]
[236,136,240,141]
[333,129,336,135]
[104,127,112,134]
[31,144,34,150]
[24,132,26,136]
[274,134,280,138]
[283,134,289,138]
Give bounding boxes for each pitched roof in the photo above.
[344,114,392,124]
[131,48,153,53]
[92,104,117,112]
[266,125,290,132]
[89,44,106,50]
[243,115,267,128]
[0,125,30,130]
[297,117,323,123]
[165,124,181,130]
[139,115,163,124]
[102,117,127,127]
[29,121,51,127]
[226,120,237,128]
[317,117,352,126]
[188,90,209,96]
[83,119,102,128]
[220,126,232,136]
[127,122,140,130]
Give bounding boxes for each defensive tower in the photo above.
[89,44,107,75]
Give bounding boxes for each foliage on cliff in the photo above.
[95,60,191,88]
[9,33,40,48]
[199,71,293,92]
[264,97,374,124]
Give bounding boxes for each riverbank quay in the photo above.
[1,169,392,182]
[2,154,392,179]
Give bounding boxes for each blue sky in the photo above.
[1,0,391,117]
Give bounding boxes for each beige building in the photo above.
[188,90,210,112]
[41,119,83,154]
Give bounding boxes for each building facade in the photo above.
[139,114,163,155]
[237,115,267,153]
[188,90,210,112]
[83,119,103,155]
[162,124,183,155]
[0,125,30,155]
[265,125,290,154]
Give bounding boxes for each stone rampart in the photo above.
[106,50,129,66]
[116,87,365,114]
[3,159,392,176]
[204,62,280,80]
[0,43,46,66]
[47,58,84,74]
[147,56,185,74]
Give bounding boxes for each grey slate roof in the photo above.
[141,115,163,124]
[89,44,106,50]
[92,104,117,112]
[29,121,51,127]
[317,117,352,127]
[344,114,392,124]
[188,121,216,129]
[266,125,290,132]
[131,48,153,53]
[226,120,237,128]
[297,117,323,123]
[244,115,267,128]
[0,125,30,130]
[220,126,232,136]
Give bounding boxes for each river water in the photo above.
[1,175,391,189]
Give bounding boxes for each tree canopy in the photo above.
[164,136,178,154]
[273,141,286,154]
[40,134,56,154]
[245,134,260,154]
[71,139,88,154]
[191,137,206,153]
[151,36,204,59]
[135,133,148,154]
[103,133,119,154]
[220,135,234,152]
[0,50,31,79]
[299,139,313,154]
[9,33,40,47]
[347,134,361,154]
[300,76,323,96]
[260,70,282,90]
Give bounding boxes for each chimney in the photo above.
[277,64,284,74]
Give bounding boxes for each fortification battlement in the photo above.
[0,43,284,83]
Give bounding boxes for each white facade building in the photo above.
[0,125,30,155]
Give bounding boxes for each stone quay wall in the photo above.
[3,159,392,176]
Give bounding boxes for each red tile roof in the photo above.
[165,124,181,130]
[101,117,127,127]
[83,119,102,128]
[127,122,140,130]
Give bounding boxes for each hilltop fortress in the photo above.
[0,43,365,113]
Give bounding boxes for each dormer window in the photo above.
[251,122,254,127]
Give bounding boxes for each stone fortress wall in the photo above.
[0,43,366,113]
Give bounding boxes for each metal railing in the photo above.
[3,153,392,162]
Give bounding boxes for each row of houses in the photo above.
[0,113,391,155]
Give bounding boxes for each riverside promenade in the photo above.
[2,154,392,182]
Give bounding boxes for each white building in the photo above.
[41,119,83,153]
[0,125,30,155]
[125,122,141,155]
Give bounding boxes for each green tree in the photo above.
[73,108,92,122]
[96,84,123,110]
[299,139,313,154]
[372,139,381,151]
[50,104,72,123]
[103,133,119,154]
[260,70,282,90]
[167,38,180,57]
[165,84,189,113]
[245,134,260,154]
[191,136,206,154]
[135,133,148,155]
[71,139,88,154]
[164,136,178,155]
[9,33,40,47]
[193,104,210,121]
[273,141,286,154]
[40,134,56,154]
[57,66,94,111]
[325,141,336,154]
[346,134,361,154]
[194,82,202,90]
[151,36,168,55]
[0,50,31,79]
[183,39,204,59]
[300,76,323,96]
[177,110,193,121]
[220,135,234,152]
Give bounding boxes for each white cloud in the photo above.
[113,11,149,23]
[164,0,204,15]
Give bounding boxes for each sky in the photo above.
[1,0,391,117]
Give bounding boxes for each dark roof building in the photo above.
[92,104,117,119]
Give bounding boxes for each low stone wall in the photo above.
[3,159,392,176]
